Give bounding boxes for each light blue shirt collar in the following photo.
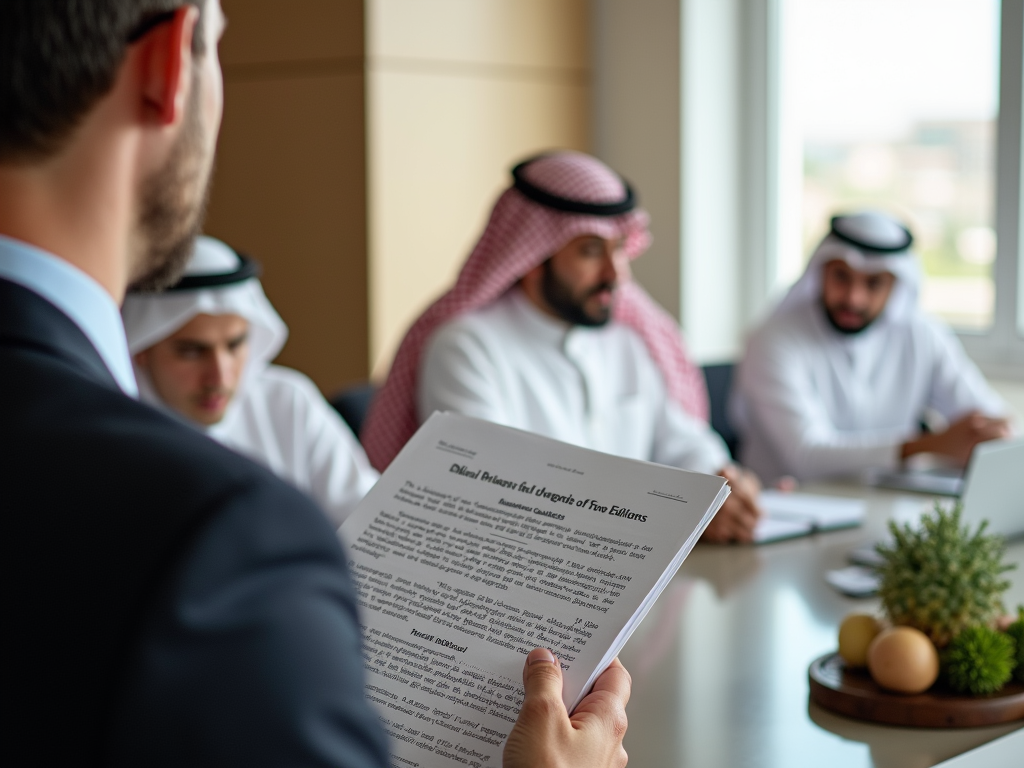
[0,234,138,396]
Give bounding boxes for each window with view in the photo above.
[778,0,1001,331]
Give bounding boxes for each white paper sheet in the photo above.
[825,565,880,597]
[754,490,867,543]
[340,413,728,768]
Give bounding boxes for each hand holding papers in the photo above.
[340,413,729,768]
[502,650,631,768]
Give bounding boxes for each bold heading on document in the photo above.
[448,464,647,523]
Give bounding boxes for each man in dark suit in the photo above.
[0,2,631,767]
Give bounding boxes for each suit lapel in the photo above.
[0,277,122,392]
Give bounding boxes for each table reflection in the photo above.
[618,484,1024,768]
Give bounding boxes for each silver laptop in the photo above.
[849,437,1024,568]
[868,466,964,496]
[958,437,1024,539]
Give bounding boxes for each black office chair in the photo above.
[329,382,378,439]
[702,363,740,459]
[332,372,740,455]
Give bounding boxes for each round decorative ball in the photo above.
[838,614,882,667]
[867,627,939,694]
[945,625,1016,695]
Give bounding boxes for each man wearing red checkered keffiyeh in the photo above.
[363,151,762,543]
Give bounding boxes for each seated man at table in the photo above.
[731,211,1009,485]
[362,151,762,543]
[123,236,378,527]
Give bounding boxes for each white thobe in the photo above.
[418,289,730,474]
[209,365,379,528]
[733,302,1006,484]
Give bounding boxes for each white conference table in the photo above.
[617,483,1024,768]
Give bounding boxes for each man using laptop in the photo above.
[732,212,1009,484]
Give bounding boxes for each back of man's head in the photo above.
[0,0,204,164]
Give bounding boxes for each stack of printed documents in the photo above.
[341,412,729,768]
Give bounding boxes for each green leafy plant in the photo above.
[1006,607,1024,684]
[875,503,1014,647]
[944,625,1016,695]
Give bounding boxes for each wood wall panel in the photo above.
[204,1,368,394]
[220,0,363,65]
[206,0,593,387]
[368,71,589,375]
[367,0,591,376]
[370,0,588,70]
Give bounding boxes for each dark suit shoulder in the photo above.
[2,334,268,498]
[0,339,387,767]
[107,479,389,767]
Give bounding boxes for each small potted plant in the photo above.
[838,504,1021,696]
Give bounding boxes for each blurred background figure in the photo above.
[732,212,1009,485]
[124,236,378,528]
[362,151,762,543]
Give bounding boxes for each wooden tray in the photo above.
[809,653,1024,728]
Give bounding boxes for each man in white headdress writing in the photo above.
[732,211,1009,485]
[123,236,378,527]
[362,151,763,543]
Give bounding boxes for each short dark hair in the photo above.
[0,0,206,163]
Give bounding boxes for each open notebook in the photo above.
[753,490,867,543]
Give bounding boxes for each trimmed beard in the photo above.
[822,298,878,335]
[540,259,614,327]
[128,70,214,293]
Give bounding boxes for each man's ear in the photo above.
[133,350,151,369]
[137,6,200,126]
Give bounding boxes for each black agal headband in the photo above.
[165,252,262,291]
[830,214,913,254]
[511,156,636,217]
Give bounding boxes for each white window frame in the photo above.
[592,0,1024,377]
[959,0,1024,378]
[758,0,1024,379]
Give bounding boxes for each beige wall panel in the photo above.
[220,0,363,66]
[368,70,589,375]
[593,0,683,321]
[369,0,588,70]
[204,72,368,394]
